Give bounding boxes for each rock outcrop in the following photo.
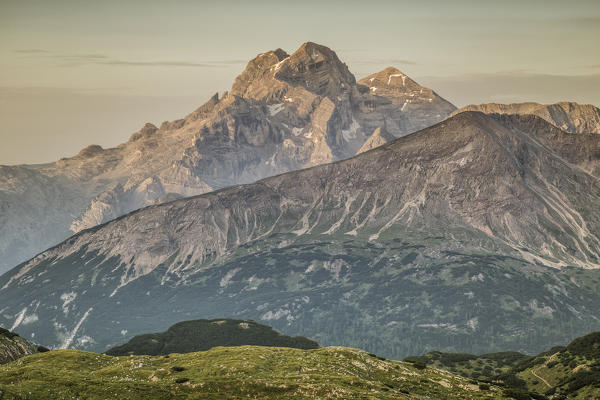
[0,327,40,364]
[356,127,396,154]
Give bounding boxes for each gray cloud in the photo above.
[13,49,54,54]
[13,49,245,68]
[352,59,417,66]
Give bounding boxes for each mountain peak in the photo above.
[273,42,356,97]
[77,144,104,158]
[360,67,418,91]
[382,66,404,75]
[230,48,290,97]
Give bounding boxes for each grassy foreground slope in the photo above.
[0,346,508,399]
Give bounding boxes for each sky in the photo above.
[1,0,599,165]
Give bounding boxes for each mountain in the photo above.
[0,346,510,399]
[0,327,42,364]
[358,66,457,135]
[2,112,600,359]
[0,42,456,275]
[406,331,600,399]
[356,126,395,154]
[105,318,318,356]
[452,102,600,134]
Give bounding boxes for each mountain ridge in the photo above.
[0,42,457,274]
[452,102,600,134]
[2,111,600,358]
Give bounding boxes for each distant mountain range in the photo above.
[2,110,599,359]
[105,318,318,356]
[0,42,456,274]
[406,331,600,399]
[453,102,600,134]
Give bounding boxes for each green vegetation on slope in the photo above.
[404,350,529,382]
[0,346,509,399]
[406,332,600,399]
[105,319,319,356]
[502,332,600,399]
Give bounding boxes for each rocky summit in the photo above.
[2,111,600,359]
[0,42,456,275]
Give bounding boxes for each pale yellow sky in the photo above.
[1,0,599,164]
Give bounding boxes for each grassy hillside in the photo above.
[0,346,513,399]
[404,351,530,382]
[105,319,318,356]
[406,332,600,399]
[499,332,600,399]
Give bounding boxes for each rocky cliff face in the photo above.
[0,328,39,364]
[0,42,456,274]
[2,112,599,358]
[453,102,600,134]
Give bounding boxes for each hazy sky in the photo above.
[1,0,599,165]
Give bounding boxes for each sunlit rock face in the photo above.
[0,42,456,274]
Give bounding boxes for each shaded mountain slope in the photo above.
[1,112,600,358]
[105,319,318,356]
[0,42,456,274]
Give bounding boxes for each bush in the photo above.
[566,332,600,359]
[564,370,600,394]
[403,356,428,364]
[171,366,185,372]
[502,388,530,400]
[478,383,490,390]
[410,361,427,370]
[367,353,386,361]
[497,373,527,389]
[175,377,189,384]
[37,346,50,353]
[528,392,548,400]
